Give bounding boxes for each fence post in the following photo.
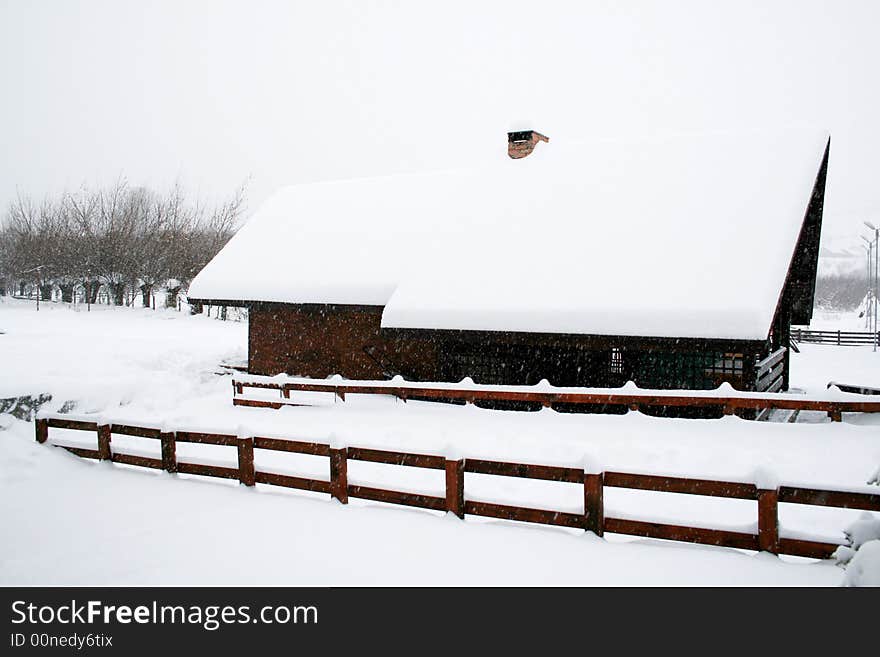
[238,436,255,487]
[584,472,605,536]
[827,407,842,422]
[35,418,48,444]
[97,424,112,460]
[329,447,348,504]
[757,489,779,554]
[160,431,177,473]
[445,459,465,518]
[837,330,841,346]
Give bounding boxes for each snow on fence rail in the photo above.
[792,328,880,346]
[230,374,880,422]
[828,381,880,396]
[34,415,880,560]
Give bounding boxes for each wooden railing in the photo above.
[792,328,880,346]
[231,376,880,422]
[753,348,787,420]
[755,348,785,394]
[35,415,880,560]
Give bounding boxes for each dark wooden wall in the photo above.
[248,303,765,392]
[248,304,439,380]
[786,138,830,326]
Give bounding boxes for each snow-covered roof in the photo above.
[188,130,829,341]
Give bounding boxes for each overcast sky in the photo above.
[2,0,879,265]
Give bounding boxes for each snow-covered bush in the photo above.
[836,513,880,586]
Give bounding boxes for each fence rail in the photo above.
[827,381,880,396]
[231,377,880,422]
[35,415,880,560]
[792,328,880,346]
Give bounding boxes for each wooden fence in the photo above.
[35,415,880,560]
[792,328,880,346]
[231,376,880,422]
[828,381,880,396]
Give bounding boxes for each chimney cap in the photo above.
[507,130,549,159]
[507,130,549,143]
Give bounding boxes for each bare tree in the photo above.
[0,179,247,310]
[166,180,246,308]
[63,185,101,303]
[1,193,60,299]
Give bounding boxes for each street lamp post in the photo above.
[862,236,874,332]
[864,244,873,329]
[865,222,879,352]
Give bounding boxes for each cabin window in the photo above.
[629,351,743,390]
[609,348,624,375]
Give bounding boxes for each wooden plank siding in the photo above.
[246,303,769,395]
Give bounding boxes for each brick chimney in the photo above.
[507,130,549,159]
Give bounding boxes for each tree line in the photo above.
[814,272,873,313]
[0,179,245,308]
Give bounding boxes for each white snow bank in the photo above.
[841,541,880,586]
[4,297,878,585]
[0,416,844,586]
[839,513,880,554]
[833,514,880,586]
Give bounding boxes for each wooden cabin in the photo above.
[189,130,829,395]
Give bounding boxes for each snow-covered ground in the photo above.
[1,297,878,585]
[801,307,874,332]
